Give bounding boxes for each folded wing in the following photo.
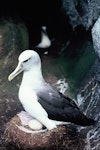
[37,84,95,126]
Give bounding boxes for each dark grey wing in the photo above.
[36,83,94,126]
[36,83,95,126]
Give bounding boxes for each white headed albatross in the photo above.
[8,50,95,131]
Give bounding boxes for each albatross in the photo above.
[35,26,51,49]
[8,50,95,131]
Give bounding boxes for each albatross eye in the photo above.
[23,59,28,63]
[23,58,30,63]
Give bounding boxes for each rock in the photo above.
[0,18,29,97]
[92,16,100,58]
[62,0,100,30]
[0,18,28,57]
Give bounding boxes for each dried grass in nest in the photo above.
[3,114,85,150]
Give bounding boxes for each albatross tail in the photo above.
[74,114,96,126]
[81,117,96,126]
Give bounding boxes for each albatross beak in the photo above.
[8,62,23,81]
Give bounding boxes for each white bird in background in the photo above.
[8,50,95,131]
[35,26,51,49]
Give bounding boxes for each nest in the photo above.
[3,113,85,150]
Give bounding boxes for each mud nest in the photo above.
[3,113,85,150]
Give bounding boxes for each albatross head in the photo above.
[8,50,41,81]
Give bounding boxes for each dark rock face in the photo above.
[92,16,100,58]
[0,19,28,97]
[76,59,100,150]
[61,0,100,59]
[0,18,28,150]
[62,0,100,30]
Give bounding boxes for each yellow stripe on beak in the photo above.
[8,62,23,81]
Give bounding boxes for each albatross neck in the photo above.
[21,66,45,87]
